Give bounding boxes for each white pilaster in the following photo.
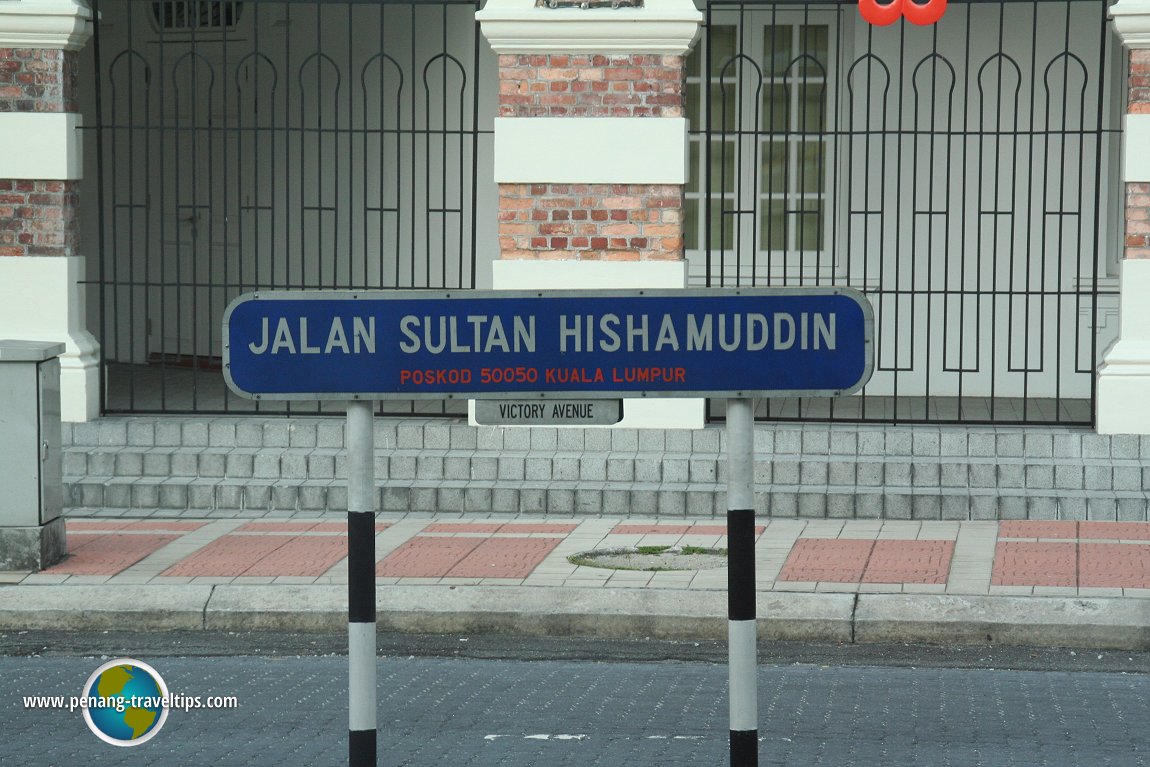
[477,0,704,429]
[0,0,97,422]
[1097,260,1150,432]
[0,256,99,422]
[494,117,688,184]
[0,113,83,180]
[0,0,92,50]
[1099,0,1150,433]
[477,0,702,55]
[1111,0,1150,48]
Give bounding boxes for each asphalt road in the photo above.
[3,632,1149,766]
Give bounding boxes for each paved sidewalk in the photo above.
[11,516,1150,596]
[4,515,1150,648]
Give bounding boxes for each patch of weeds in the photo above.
[567,545,729,572]
[568,553,600,568]
[681,545,727,556]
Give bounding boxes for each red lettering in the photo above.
[399,368,472,387]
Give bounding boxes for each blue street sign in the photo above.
[222,288,873,400]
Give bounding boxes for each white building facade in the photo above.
[2,0,1139,427]
[3,0,1150,521]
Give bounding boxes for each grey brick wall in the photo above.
[61,417,1150,520]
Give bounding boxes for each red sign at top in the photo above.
[859,0,946,26]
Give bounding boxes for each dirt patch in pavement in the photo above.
[569,546,728,571]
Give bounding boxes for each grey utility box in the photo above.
[0,340,66,570]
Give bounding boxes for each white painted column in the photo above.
[476,0,705,429]
[1099,3,1150,432]
[0,256,100,422]
[0,0,98,423]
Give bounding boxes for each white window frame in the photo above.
[685,7,843,286]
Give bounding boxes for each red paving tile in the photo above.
[778,539,874,582]
[377,537,485,577]
[992,541,1077,587]
[446,537,562,579]
[311,521,350,533]
[63,532,106,550]
[162,535,294,577]
[65,521,132,531]
[242,536,348,577]
[1079,543,1150,588]
[686,525,728,535]
[423,523,504,534]
[998,521,1078,539]
[236,521,318,533]
[47,534,179,575]
[1079,522,1150,541]
[862,540,955,585]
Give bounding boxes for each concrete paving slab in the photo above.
[855,594,1150,650]
[204,584,345,631]
[135,583,847,642]
[0,585,212,630]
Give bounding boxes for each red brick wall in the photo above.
[0,47,81,258]
[498,53,684,118]
[496,52,687,261]
[0,180,80,257]
[498,183,683,261]
[1129,50,1150,113]
[1129,51,1150,259]
[0,48,78,112]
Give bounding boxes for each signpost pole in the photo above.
[726,397,757,766]
[221,288,872,767]
[346,400,377,767]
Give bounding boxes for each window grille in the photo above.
[151,1,242,30]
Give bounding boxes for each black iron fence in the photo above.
[86,0,1121,424]
[689,0,1120,425]
[87,0,487,414]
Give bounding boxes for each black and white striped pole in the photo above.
[726,397,758,766]
[346,400,377,766]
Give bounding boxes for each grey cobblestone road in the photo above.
[4,654,1149,766]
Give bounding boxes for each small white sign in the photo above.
[474,399,623,426]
